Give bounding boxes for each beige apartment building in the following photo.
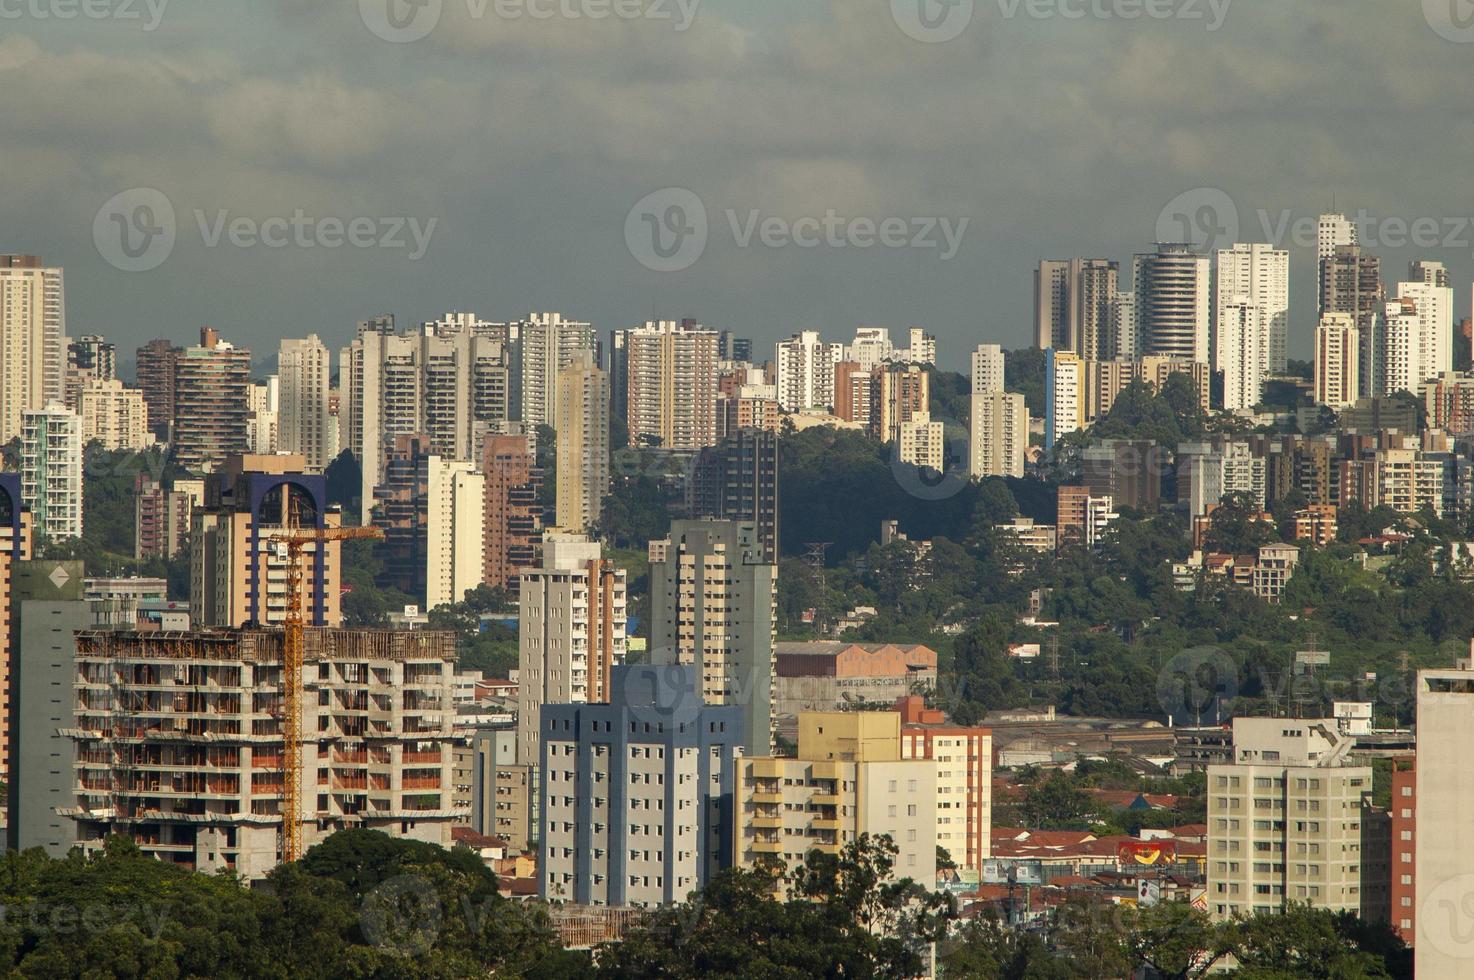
[1415,663,1474,979]
[734,711,937,888]
[77,378,151,451]
[1207,718,1378,921]
[624,320,719,450]
[0,255,66,443]
[62,628,464,879]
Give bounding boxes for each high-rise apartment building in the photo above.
[64,627,464,878]
[686,428,780,563]
[134,338,179,441]
[847,327,893,370]
[374,435,434,598]
[554,354,609,533]
[1409,259,1451,289]
[897,697,993,874]
[870,363,929,444]
[1034,258,1119,360]
[649,520,777,756]
[539,664,742,907]
[1216,243,1290,375]
[0,474,34,777]
[897,327,938,366]
[516,535,626,766]
[20,405,82,541]
[1317,212,1358,315]
[776,330,844,411]
[1315,313,1360,409]
[245,376,279,457]
[519,313,596,430]
[77,378,151,450]
[1111,291,1139,361]
[0,255,65,443]
[624,320,719,450]
[190,455,342,628]
[481,433,544,592]
[1217,301,1267,412]
[897,413,946,470]
[1320,246,1384,398]
[1046,349,1084,448]
[340,321,511,521]
[134,473,204,561]
[970,392,1027,479]
[65,335,116,409]
[1413,665,1474,978]
[424,456,485,611]
[278,336,337,472]
[1208,717,1380,921]
[1135,244,1211,363]
[970,344,1005,396]
[1056,485,1118,549]
[1380,281,1453,397]
[734,711,938,887]
[172,328,252,474]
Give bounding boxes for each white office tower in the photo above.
[20,404,82,540]
[775,331,844,411]
[1216,243,1289,375]
[519,313,597,430]
[1110,292,1139,361]
[516,535,626,765]
[1409,259,1451,289]
[1315,313,1360,410]
[0,256,66,443]
[1046,350,1084,448]
[847,327,893,370]
[1380,281,1453,397]
[971,344,1005,395]
[424,457,485,611]
[1135,244,1211,363]
[1217,301,1267,412]
[278,336,336,471]
[970,391,1026,479]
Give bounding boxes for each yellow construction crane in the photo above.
[268,523,383,863]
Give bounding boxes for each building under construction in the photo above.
[61,627,465,878]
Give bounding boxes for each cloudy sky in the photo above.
[5,0,1472,372]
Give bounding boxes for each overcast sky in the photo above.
[5,0,1472,373]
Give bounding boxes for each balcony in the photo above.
[750,791,783,805]
[749,815,783,830]
[750,839,782,854]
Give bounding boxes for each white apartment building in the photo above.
[0,256,65,444]
[1111,292,1139,361]
[20,404,82,540]
[1047,349,1084,448]
[970,344,1005,395]
[897,412,946,471]
[1208,717,1375,921]
[278,335,336,471]
[1315,313,1360,409]
[898,327,937,366]
[424,456,485,611]
[516,535,626,766]
[847,327,893,370]
[1409,259,1451,289]
[970,391,1027,479]
[519,313,597,431]
[1217,300,1267,412]
[1380,281,1453,397]
[776,331,844,411]
[1135,243,1211,363]
[77,379,151,451]
[1216,243,1289,375]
